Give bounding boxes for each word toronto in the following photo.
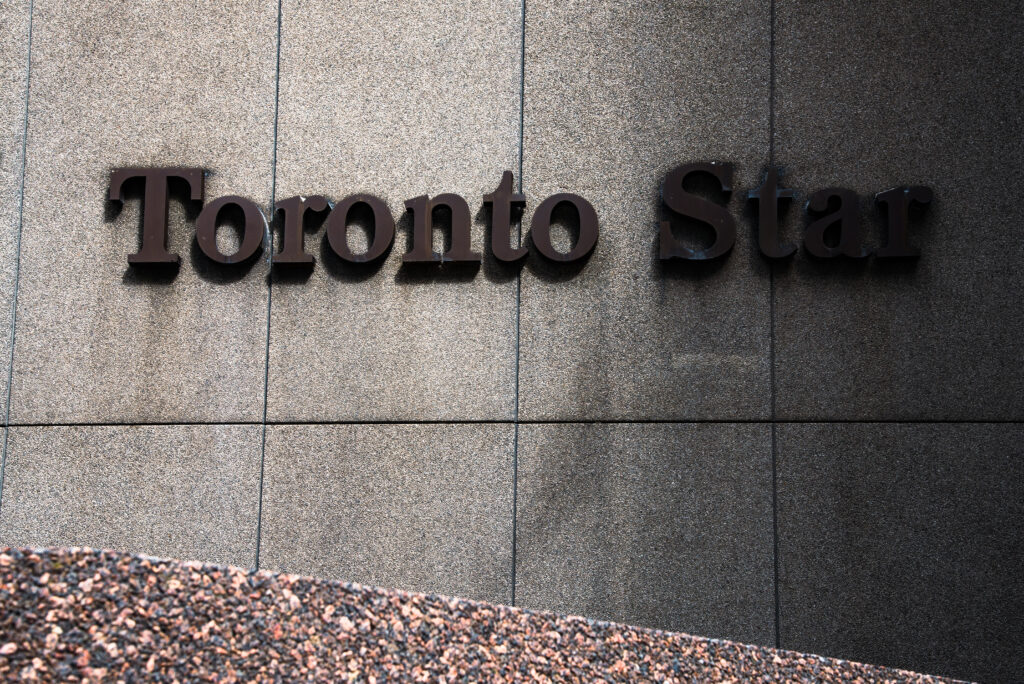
[110,164,932,272]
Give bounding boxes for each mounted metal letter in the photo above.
[195,195,266,264]
[659,162,735,260]
[273,195,330,265]
[403,194,481,263]
[748,167,796,259]
[110,167,204,265]
[874,186,933,258]
[484,171,527,262]
[529,193,598,262]
[328,194,395,263]
[804,188,865,258]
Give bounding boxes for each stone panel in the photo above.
[516,423,774,644]
[777,423,1024,683]
[0,0,31,419]
[518,0,771,420]
[0,424,261,567]
[9,0,278,423]
[774,1,1024,419]
[259,423,514,604]
[266,0,521,421]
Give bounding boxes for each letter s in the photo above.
[659,162,735,260]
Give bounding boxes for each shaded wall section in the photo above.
[0,0,1020,681]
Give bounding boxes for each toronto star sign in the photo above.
[109,164,932,270]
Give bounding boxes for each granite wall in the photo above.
[0,0,1020,681]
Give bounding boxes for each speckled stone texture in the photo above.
[518,0,771,420]
[266,0,521,421]
[0,2,1016,683]
[8,0,277,423]
[259,424,514,604]
[516,423,774,645]
[0,548,962,683]
[0,0,31,418]
[777,423,1024,683]
[0,425,261,568]
[773,0,1024,420]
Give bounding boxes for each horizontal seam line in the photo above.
[1,419,1022,428]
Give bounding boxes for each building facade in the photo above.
[0,1,1021,681]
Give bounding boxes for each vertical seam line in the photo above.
[769,0,781,650]
[254,0,284,571]
[510,0,526,608]
[0,0,35,517]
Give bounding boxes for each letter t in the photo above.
[109,167,204,264]
[483,170,527,262]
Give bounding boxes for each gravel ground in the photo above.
[0,547,963,682]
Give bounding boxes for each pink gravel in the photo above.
[0,547,964,682]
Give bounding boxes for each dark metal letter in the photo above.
[402,194,481,263]
[327,194,395,262]
[109,167,204,264]
[804,188,865,258]
[659,162,736,260]
[195,195,266,264]
[273,195,330,264]
[748,167,796,258]
[875,186,933,258]
[483,170,527,262]
[529,193,599,262]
